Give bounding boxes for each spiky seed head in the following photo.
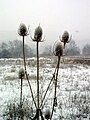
[34,25,43,42]
[62,31,69,42]
[55,42,63,56]
[44,109,51,119]
[18,23,28,36]
[18,68,25,79]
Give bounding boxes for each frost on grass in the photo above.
[0,58,90,119]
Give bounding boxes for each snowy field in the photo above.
[0,58,90,120]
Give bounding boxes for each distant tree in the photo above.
[8,39,34,58]
[24,44,34,57]
[0,49,11,58]
[42,45,53,56]
[0,42,8,51]
[82,44,90,56]
[65,40,80,56]
[0,42,11,58]
[8,39,23,58]
[0,40,33,58]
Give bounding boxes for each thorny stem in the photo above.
[20,77,23,107]
[40,68,57,108]
[37,41,40,120]
[50,56,60,120]
[41,82,54,109]
[22,36,37,109]
[20,77,24,120]
[54,56,60,103]
[23,36,26,71]
[26,73,37,108]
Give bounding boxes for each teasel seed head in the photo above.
[44,109,51,120]
[54,42,63,56]
[18,23,29,36]
[62,31,69,42]
[18,68,25,79]
[33,25,43,42]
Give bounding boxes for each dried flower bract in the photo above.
[54,42,63,56]
[33,25,43,42]
[60,30,72,48]
[18,23,29,36]
[18,68,25,79]
[44,109,51,119]
[62,31,69,42]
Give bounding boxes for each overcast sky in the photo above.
[0,0,90,48]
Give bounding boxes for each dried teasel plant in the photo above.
[18,23,29,36]
[53,41,63,56]
[18,68,25,79]
[31,25,45,42]
[59,31,72,48]
[18,23,29,75]
[30,25,44,120]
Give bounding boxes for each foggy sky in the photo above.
[0,0,90,48]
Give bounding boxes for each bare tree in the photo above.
[42,45,53,56]
[82,44,90,56]
[65,40,80,56]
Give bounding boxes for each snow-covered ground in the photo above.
[0,58,90,119]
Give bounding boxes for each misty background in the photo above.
[0,0,90,52]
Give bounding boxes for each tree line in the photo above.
[0,39,90,58]
[41,40,90,57]
[0,39,34,58]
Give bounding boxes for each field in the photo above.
[0,57,90,120]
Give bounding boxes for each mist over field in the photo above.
[0,30,90,50]
[0,0,90,50]
[0,0,90,119]
[0,58,89,119]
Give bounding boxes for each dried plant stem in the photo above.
[22,36,37,109]
[20,77,23,107]
[20,78,24,120]
[50,56,60,120]
[23,36,26,71]
[37,41,40,120]
[40,68,57,108]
